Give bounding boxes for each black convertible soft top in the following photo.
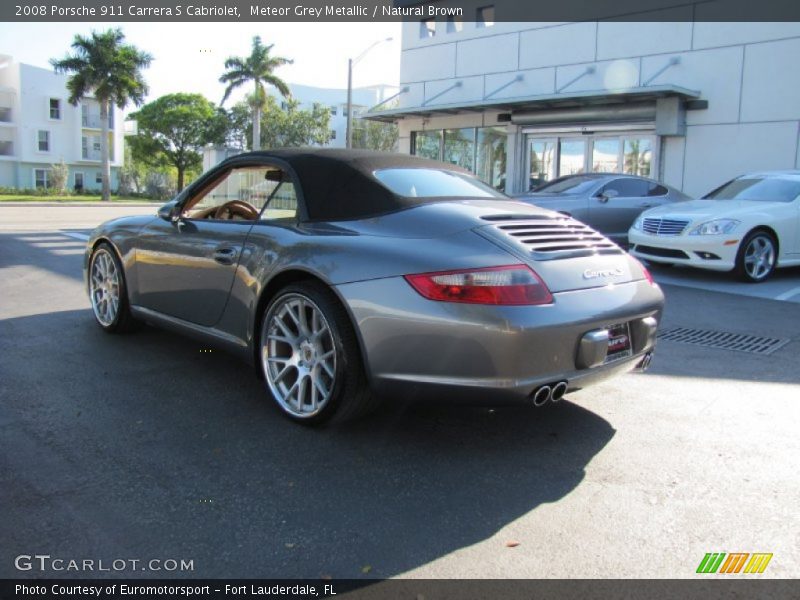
[229,148,475,221]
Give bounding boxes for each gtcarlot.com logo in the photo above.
[15,554,194,572]
[696,552,773,574]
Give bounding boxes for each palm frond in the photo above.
[263,74,291,98]
[50,28,151,108]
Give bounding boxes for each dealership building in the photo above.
[366,6,800,197]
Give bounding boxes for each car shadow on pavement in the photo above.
[0,231,88,282]
[1,308,616,579]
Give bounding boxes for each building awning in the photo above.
[363,84,702,123]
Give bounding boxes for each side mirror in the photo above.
[158,200,180,222]
[599,189,619,202]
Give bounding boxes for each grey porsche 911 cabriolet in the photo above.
[85,149,664,424]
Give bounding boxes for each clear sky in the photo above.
[0,22,401,108]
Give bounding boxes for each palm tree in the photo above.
[51,29,152,201]
[220,36,292,151]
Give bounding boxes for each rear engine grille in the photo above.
[642,218,690,236]
[483,215,622,261]
[632,245,690,259]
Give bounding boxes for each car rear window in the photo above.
[704,177,800,202]
[373,168,505,199]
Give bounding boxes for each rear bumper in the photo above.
[336,277,664,404]
[629,230,738,271]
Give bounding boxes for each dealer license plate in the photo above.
[604,322,632,363]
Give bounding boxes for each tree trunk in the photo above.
[177,167,185,192]
[252,79,261,151]
[100,99,112,202]
[252,105,261,151]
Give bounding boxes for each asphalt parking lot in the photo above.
[1,205,798,579]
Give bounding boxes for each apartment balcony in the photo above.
[0,106,12,123]
[0,141,13,157]
[82,116,114,129]
[81,149,102,161]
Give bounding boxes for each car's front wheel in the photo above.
[88,243,139,332]
[735,229,777,283]
[259,281,372,424]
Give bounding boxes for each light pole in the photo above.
[346,37,393,149]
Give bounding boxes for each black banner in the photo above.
[1,579,798,600]
[2,0,800,23]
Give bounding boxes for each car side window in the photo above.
[602,178,650,198]
[260,178,298,221]
[648,183,669,197]
[181,165,298,222]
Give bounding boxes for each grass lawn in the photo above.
[0,194,160,203]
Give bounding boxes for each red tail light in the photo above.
[404,265,553,305]
[634,258,657,286]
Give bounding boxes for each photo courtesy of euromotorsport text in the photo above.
[0,1,798,599]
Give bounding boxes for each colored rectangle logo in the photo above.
[697,553,772,574]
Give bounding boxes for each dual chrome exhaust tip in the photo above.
[532,353,654,407]
[636,352,654,372]
[532,381,568,407]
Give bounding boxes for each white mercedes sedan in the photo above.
[628,171,800,282]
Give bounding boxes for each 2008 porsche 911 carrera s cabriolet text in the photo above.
[84,149,664,424]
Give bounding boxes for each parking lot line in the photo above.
[61,231,90,241]
[775,286,800,301]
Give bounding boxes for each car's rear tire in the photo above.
[734,229,777,283]
[259,281,373,425]
[88,242,139,333]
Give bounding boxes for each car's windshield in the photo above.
[703,177,800,202]
[373,168,505,198]
[533,175,600,195]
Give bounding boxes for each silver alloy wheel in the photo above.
[261,294,337,418]
[90,248,120,326]
[743,234,776,281]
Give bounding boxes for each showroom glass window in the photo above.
[412,126,507,191]
[528,139,556,190]
[591,139,620,173]
[412,130,442,161]
[558,139,585,176]
[623,138,653,177]
[476,127,507,191]
[443,128,475,172]
[526,134,656,188]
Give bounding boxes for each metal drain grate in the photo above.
[657,327,790,356]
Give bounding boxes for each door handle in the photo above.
[213,247,239,265]
[639,202,655,208]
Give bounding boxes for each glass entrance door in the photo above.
[590,138,621,173]
[526,138,556,191]
[557,138,587,177]
[524,131,657,191]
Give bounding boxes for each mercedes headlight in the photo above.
[631,217,644,231]
[688,219,740,236]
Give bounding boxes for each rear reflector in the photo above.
[404,265,553,305]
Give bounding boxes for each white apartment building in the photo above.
[366,2,800,198]
[0,55,125,192]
